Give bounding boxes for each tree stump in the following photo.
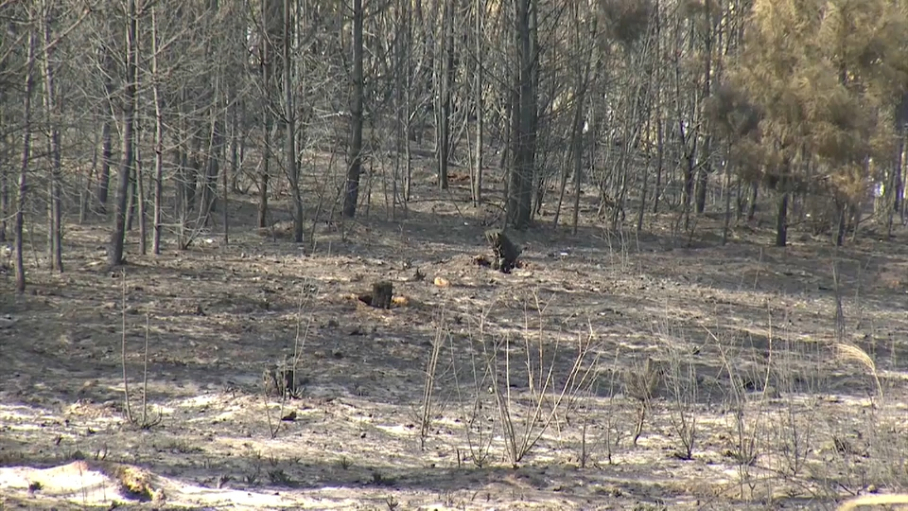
[372,281,393,309]
[484,229,521,273]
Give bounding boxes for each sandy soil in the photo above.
[2,171,908,510]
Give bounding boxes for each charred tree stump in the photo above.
[372,281,393,309]
[484,229,521,273]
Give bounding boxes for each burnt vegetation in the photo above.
[2,0,908,509]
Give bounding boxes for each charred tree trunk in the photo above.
[775,191,788,247]
[41,0,63,272]
[151,5,165,255]
[284,0,303,241]
[15,29,38,292]
[506,0,537,230]
[470,0,483,206]
[342,0,365,217]
[436,0,455,191]
[97,50,116,215]
[108,0,138,267]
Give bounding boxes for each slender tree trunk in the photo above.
[653,116,664,214]
[895,136,905,219]
[41,1,63,272]
[257,1,274,228]
[747,181,758,220]
[151,5,165,255]
[403,1,413,202]
[834,200,847,247]
[200,97,223,228]
[722,150,732,245]
[136,131,147,254]
[694,0,713,215]
[0,107,7,243]
[109,0,138,267]
[79,133,99,224]
[561,5,591,232]
[133,15,146,254]
[556,86,584,228]
[883,133,904,238]
[15,29,38,293]
[283,0,303,241]
[126,160,137,232]
[223,116,230,244]
[507,0,537,229]
[202,115,221,224]
[259,125,270,227]
[343,0,365,217]
[637,120,650,232]
[436,0,454,191]
[775,191,788,247]
[98,49,116,215]
[471,0,483,206]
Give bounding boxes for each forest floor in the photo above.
[2,165,908,510]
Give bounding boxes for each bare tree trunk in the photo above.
[747,181,758,220]
[403,0,413,202]
[559,3,592,231]
[109,0,138,266]
[97,52,115,215]
[259,122,271,227]
[257,0,276,228]
[653,115,664,214]
[15,29,38,292]
[471,0,483,206]
[126,160,137,232]
[284,0,303,241]
[41,0,63,272]
[507,0,537,229]
[882,130,904,238]
[79,132,99,224]
[201,111,221,224]
[722,149,732,245]
[694,0,713,215]
[0,107,7,243]
[132,13,146,255]
[435,0,454,191]
[343,0,364,217]
[151,5,165,255]
[136,128,147,255]
[637,113,650,233]
[775,191,788,247]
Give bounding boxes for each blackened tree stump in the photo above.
[372,281,393,309]
[484,229,521,273]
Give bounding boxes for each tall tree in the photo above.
[343,0,365,217]
[435,0,455,191]
[41,0,63,272]
[108,0,138,266]
[284,0,303,241]
[506,0,538,229]
[15,23,38,292]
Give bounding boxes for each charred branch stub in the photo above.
[484,229,522,273]
[371,281,393,309]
